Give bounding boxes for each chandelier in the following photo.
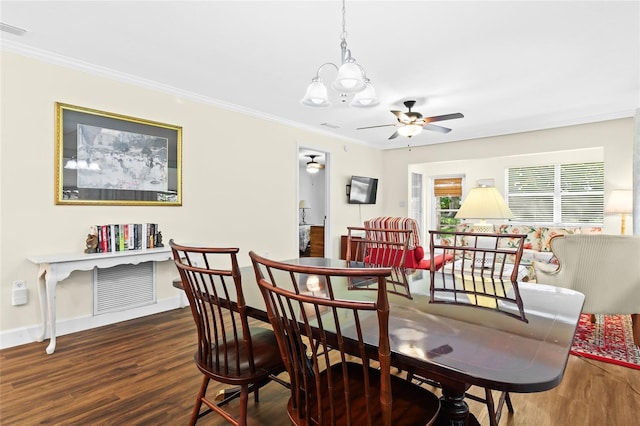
[301,0,378,108]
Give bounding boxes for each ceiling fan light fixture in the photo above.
[397,124,423,138]
[305,154,324,174]
[301,77,330,107]
[306,162,322,174]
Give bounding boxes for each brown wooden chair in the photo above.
[249,251,441,426]
[170,240,288,426]
[408,230,528,426]
[345,226,412,298]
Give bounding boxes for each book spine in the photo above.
[109,224,115,252]
[123,224,128,250]
[128,224,134,250]
[97,225,103,253]
[119,224,125,251]
[148,223,154,249]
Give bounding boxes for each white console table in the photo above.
[28,247,173,354]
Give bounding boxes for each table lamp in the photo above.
[604,189,632,234]
[455,186,514,232]
[299,200,310,225]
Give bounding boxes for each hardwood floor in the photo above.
[1,308,638,425]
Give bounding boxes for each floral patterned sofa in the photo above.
[446,223,602,281]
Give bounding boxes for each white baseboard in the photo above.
[0,295,186,351]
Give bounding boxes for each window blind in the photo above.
[434,177,462,197]
[506,162,603,225]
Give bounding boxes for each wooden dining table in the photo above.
[176,256,585,426]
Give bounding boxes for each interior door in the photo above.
[298,147,330,258]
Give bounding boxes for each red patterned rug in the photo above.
[570,314,640,370]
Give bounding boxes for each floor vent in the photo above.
[94,262,156,315]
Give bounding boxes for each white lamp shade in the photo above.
[604,190,632,214]
[350,80,378,107]
[397,124,423,138]
[299,200,310,209]
[455,186,514,220]
[332,61,366,93]
[301,79,330,107]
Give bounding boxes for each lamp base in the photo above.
[472,222,494,233]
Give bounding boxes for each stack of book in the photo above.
[95,223,161,253]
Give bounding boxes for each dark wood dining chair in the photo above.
[249,251,441,426]
[170,240,288,426]
[345,226,412,298]
[408,230,528,426]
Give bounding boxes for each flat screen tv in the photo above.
[348,176,378,204]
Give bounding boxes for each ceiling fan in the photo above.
[357,100,464,139]
[306,154,325,174]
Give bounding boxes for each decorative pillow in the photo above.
[414,245,425,261]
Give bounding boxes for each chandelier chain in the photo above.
[340,0,347,41]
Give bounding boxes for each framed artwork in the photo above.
[54,103,182,205]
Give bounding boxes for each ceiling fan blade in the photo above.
[388,131,400,140]
[357,124,397,130]
[423,123,452,134]
[424,113,464,123]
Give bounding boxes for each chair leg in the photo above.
[238,384,250,426]
[505,392,514,413]
[190,376,210,426]
[484,388,498,426]
[631,313,639,347]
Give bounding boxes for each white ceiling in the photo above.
[1,1,638,150]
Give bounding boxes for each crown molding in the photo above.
[1,39,368,147]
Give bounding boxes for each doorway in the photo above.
[298,147,330,258]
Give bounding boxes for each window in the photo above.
[433,177,463,232]
[410,172,424,234]
[506,162,604,225]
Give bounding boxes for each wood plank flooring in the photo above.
[1,308,639,425]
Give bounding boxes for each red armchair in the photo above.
[363,217,452,270]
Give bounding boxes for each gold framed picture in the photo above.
[55,103,182,206]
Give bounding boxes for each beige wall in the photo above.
[381,118,635,235]
[1,51,635,347]
[0,52,384,342]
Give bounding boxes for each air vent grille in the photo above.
[94,262,156,315]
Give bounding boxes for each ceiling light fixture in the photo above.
[397,124,423,138]
[306,155,323,174]
[301,0,378,108]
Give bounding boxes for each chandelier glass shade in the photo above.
[301,77,330,107]
[301,0,377,108]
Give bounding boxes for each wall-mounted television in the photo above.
[348,176,379,204]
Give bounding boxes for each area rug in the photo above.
[570,314,640,370]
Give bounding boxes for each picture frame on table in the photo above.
[54,102,182,206]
